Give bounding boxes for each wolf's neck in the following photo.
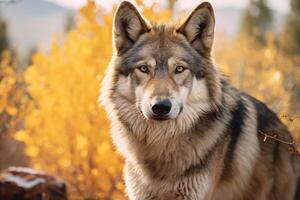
[122,101,230,179]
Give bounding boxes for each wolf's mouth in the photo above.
[151,116,170,121]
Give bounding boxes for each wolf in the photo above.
[101,1,300,199]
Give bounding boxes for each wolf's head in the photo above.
[102,1,221,124]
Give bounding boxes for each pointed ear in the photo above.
[113,1,150,55]
[177,2,215,57]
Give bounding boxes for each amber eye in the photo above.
[138,65,149,73]
[175,65,185,74]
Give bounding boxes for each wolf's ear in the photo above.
[113,1,150,55]
[177,2,215,57]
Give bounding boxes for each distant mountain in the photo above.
[0,1,286,61]
[0,0,75,59]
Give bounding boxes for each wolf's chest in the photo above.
[125,162,214,200]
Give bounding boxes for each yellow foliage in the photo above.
[19,2,125,199]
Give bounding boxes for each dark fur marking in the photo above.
[183,94,226,177]
[188,105,224,139]
[242,93,280,133]
[272,141,280,165]
[182,131,226,177]
[188,93,225,138]
[221,98,247,180]
[201,97,225,122]
[242,94,293,157]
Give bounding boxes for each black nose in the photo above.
[152,99,172,116]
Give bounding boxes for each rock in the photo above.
[0,167,68,200]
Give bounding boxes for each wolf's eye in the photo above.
[138,65,149,73]
[175,65,185,74]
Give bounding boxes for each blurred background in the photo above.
[0,0,299,199]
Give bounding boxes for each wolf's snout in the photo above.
[152,99,172,116]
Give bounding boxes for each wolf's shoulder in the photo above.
[239,91,294,144]
[220,78,283,129]
[220,77,292,140]
[241,93,280,127]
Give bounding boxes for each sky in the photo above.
[46,0,290,13]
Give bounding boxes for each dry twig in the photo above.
[258,113,300,156]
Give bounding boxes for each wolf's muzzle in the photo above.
[152,99,172,118]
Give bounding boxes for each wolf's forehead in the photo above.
[133,38,192,62]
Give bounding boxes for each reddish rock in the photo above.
[0,167,68,200]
